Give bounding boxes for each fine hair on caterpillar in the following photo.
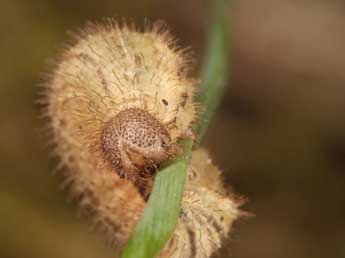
[43,18,242,257]
[47,19,197,199]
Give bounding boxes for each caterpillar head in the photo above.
[100,108,180,196]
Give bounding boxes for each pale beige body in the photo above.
[45,21,241,257]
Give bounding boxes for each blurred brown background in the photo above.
[1,0,345,257]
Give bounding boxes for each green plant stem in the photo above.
[121,140,192,258]
[120,0,229,257]
[195,0,230,144]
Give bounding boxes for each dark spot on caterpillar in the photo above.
[162,99,168,106]
[118,170,126,179]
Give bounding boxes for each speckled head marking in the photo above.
[100,108,176,199]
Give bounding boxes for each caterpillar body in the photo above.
[44,20,241,257]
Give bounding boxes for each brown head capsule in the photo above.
[100,108,177,199]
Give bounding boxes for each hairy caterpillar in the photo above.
[44,20,241,257]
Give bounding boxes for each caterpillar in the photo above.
[43,19,242,257]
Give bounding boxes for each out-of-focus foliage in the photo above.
[1,1,345,258]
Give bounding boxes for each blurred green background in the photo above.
[1,0,345,257]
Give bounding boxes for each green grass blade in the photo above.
[120,1,230,257]
[195,0,230,143]
[120,140,192,258]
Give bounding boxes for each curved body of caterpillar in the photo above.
[44,20,241,257]
[45,19,196,247]
[47,20,197,199]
